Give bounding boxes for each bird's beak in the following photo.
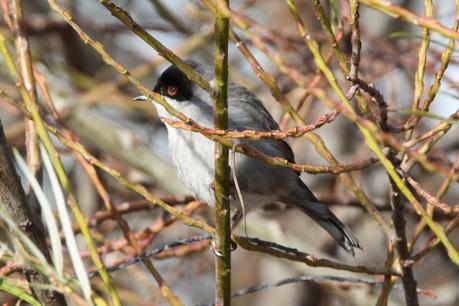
[133,95,149,102]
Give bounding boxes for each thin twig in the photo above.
[359,0,459,40]
[235,236,399,276]
[197,273,435,306]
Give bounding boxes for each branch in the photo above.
[359,0,459,40]
[235,236,398,276]
[310,86,458,264]
[406,176,458,217]
[197,274,435,306]
[88,235,212,278]
[160,111,337,140]
[213,0,231,304]
[8,0,41,183]
[97,0,213,94]
[388,154,419,306]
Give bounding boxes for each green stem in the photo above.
[214,0,231,305]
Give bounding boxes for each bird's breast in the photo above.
[167,127,216,206]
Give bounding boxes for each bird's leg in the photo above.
[210,234,237,257]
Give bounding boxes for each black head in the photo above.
[153,64,193,101]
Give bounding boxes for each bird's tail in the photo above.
[299,202,362,256]
[286,181,362,256]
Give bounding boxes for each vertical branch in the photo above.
[311,0,350,75]
[375,241,395,306]
[388,156,419,306]
[403,0,433,139]
[8,0,40,179]
[8,0,42,249]
[349,0,361,80]
[214,0,231,305]
[412,0,433,110]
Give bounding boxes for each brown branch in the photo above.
[406,176,457,217]
[363,79,420,305]
[161,110,337,140]
[348,78,404,133]
[81,201,202,258]
[349,0,361,80]
[6,0,41,182]
[388,164,419,306]
[73,196,196,235]
[235,236,399,276]
[375,240,396,306]
[161,115,378,174]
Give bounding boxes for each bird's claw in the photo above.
[209,182,234,200]
[230,240,238,251]
[211,237,238,257]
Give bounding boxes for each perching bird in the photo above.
[136,60,361,255]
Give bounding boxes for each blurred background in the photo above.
[0,0,458,305]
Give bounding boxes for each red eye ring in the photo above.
[167,85,178,96]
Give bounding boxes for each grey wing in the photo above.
[227,83,301,195]
[228,83,296,164]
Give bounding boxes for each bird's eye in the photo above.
[167,85,178,97]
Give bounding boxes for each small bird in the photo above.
[137,60,361,255]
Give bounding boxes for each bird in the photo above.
[136,60,362,256]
